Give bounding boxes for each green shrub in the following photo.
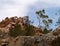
[24,24,35,36]
[8,23,22,37]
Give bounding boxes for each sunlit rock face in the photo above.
[7,36,58,46]
[1,16,60,46]
[0,31,60,46]
[0,16,42,34]
[2,36,49,46]
[1,31,60,46]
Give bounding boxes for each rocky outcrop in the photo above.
[0,16,60,46]
[0,30,60,46]
[0,16,42,35]
[1,35,59,46]
[0,36,48,46]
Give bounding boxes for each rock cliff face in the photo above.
[0,16,42,35]
[0,16,43,46]
[0,16,60,46]
[1,36,48,46]
[1,33,60,46]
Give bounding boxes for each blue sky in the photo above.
[0,0,60,29]
[27,0,60,29]
[28,7,60,29]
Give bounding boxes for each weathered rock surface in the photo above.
[1,34,60,46]
[0,17,60,46]
[1,26,60,46]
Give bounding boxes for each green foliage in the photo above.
[42,20,48,27]
[9,23,22,37]
[9,23,35,37]
[42,28,50,34]
[20,16,34,36]
[24,24,35,36]
[36,9,48,18]
[36,9,52,33]
[48,19,52,23]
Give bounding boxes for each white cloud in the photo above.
[0,0,60,20]
[0,0,37,20]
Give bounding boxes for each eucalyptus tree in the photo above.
[36,9,52,33]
